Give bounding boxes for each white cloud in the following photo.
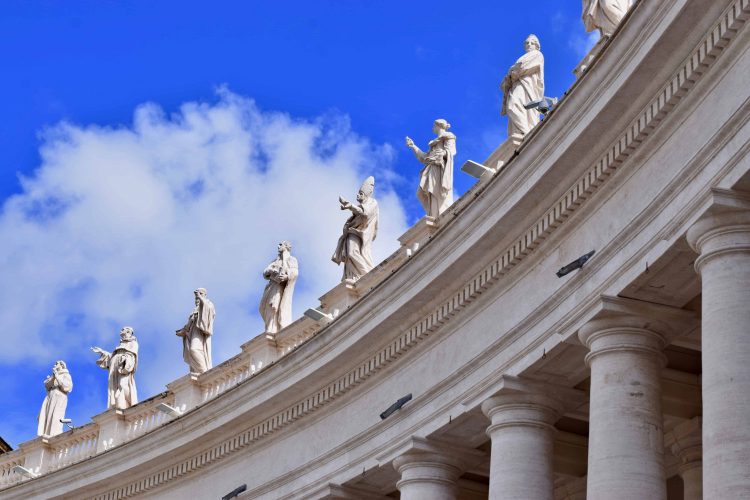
[0,88,409,396]
[569,30,601,59]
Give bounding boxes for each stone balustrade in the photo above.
[45,424,99,472]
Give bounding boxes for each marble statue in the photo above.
[176,288,215,375]
[406,119,456,218]
[92,327,138,410]
[332,176,379,282]
[260,241,298,334]
[37,360,73,436]
[501,34,545,140]
[583,0,634,37]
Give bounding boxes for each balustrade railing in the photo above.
[46,424,99,471]
[0,451,25,488]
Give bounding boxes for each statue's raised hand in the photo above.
[405,136,415,148]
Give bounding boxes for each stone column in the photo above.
[481,394,559,500]
[669,417,702,500]
[579,312,670,500]
[687,203,750,498]
[393,451,463,500]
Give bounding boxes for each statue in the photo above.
[501,34,545,140]
[406,119,456,218]
[92,327,138,410]
[332,176,379,282]
[260,241,299,334]
[176,288,215,375]
[583,0,634,37]
[37,360,73,436]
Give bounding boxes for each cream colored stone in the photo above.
[332,176,379,282]
[91,327,138,410]
[669,417,702,500]
[482,394,558,500]
[37,360,72,437]
[579,312,670,500]
[176,288,215,375]
[406,119,456,218]
[393,451,462,500]
[583,0,634,37]
[480,377,585,500]
[260,241,298,334]
[687,203,750,499]
[501,35,544,139]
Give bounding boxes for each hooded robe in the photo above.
[96,336,138,410]
[37,365,73,436]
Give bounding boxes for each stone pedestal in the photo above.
[687,200,750,499]
[579,313,670,500]
[19,438,52,476]
[481,394,558,500]
[92,409,126,453]
[398,216,438,257]
[167,374,203,414]
[319,280,361,318]
[393,451,462,500]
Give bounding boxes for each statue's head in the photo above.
[433,118,451,134]
[357,176,375,202]
[525,34,540,52]
[120,326,135,340]
[194,288,207,304]
[53,360,66,372]
[278,240,292,254]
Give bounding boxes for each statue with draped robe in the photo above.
[92,327,138,410]
[176,288,215,375]
[37,360,73,436]
[260,241,298,334]
[332,176,379,282]
[501,34,545,140]
[583,0,634,37]
[406,119,456,218]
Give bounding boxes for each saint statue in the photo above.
[260,241,299,334]
[406,119,456,218]
[583,0,634,37]
[92,327,138,410]
[501,34,545,140]
[176,288,215,375]
[37,360,73,436]
[332,176,379,282]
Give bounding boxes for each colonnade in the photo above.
[332,198,750,500]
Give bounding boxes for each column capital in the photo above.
[686,190,750,273]
[481,376,586,434]
[668,417,702,473]
[578,296,696,365]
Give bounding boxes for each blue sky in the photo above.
[0,1,596,448]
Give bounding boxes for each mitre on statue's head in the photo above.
[360,176,375,197]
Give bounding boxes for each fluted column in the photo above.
[670,417,702,500]
[393,451,463,500]
[579,313,669,500]
[481,393,559,500]
[687,203,750,498]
